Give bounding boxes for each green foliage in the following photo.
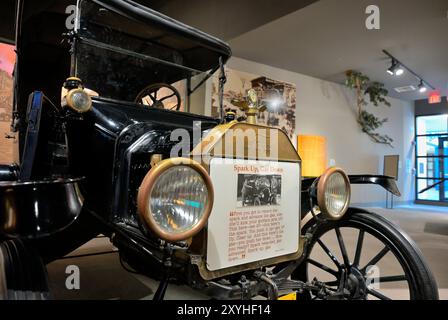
[359,110,393,145]
[345,70,370,90]
[365,82,391,107]
[345,70,393,147]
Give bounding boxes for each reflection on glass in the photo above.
[417,179,440,201]
[445,181,448,201]
[416,115,448,136]
[75,0,217,113]
[416,136,447,157]
[417,158,441,178]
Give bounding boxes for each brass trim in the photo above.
[191,122,300,163]
[65,88,92,113]
[137,157,214,242]
[317,167,351,220]
[192,237,305,281]
[150,154,163,167]
[66,76,82,82]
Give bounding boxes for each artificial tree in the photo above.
[345,70,393,146]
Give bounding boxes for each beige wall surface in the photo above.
[213,57,415,205]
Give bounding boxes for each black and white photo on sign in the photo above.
[236,174,281,207]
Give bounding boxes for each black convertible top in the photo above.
[12,0,231,134]
[10,0,231,68]
[93,0,232,64]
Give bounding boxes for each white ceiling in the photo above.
[229,0,448,101]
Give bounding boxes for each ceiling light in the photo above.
[383,50,436,94]
[387,60,397,75]
[394,67,404,76]
[387,60,404,76]
[387,66,395,75]
[418,81,427,93]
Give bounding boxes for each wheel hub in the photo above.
[347,267,367,299]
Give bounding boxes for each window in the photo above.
[415,114,448,203]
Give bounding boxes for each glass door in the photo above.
[416,114,448,204]
[439,137,448,201]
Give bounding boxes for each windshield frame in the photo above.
[71,0,229,112]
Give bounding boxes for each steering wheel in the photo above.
[135,83,181,111]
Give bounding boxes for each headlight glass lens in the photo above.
[324,171,349,217]
[149,165,208,235]
[68,89,92,113]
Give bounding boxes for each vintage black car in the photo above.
[0,0,439,300]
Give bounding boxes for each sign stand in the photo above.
[384,155,399,209]
[386,191,394,209]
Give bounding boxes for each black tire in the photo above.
[295,211,439,300]
[0,239,50,300]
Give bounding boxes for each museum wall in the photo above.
[221,57,416,206]
[415,97,448,116]
[0,62,14,164]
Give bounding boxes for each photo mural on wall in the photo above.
[0,43,15,163]
[211,68,296,141]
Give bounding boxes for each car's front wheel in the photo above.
[0,239,50,300]
[295,211,439,300]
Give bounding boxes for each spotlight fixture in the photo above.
[382,50,436,93]
[387,60,404,76]
[387,60,397,75]
[418,81,427,93]
[395,66,404,76]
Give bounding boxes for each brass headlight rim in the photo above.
[317,167,351,220]
[66,88,92,113]
[137,157,214,243]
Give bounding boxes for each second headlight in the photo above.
[137,158,213,242]
[317,167,351,220]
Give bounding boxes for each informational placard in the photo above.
[206,158,300,271]
[384,155,399,180]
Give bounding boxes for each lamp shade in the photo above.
[297,135,327,177]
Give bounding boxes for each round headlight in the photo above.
[137,158,213,242]
[66,88,92,113]
[317,167,351,220]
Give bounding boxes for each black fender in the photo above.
[300,207,371,231]
[345,206,372,216]
[348,174,401,196]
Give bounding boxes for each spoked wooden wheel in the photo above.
[135,83,181,111]
[0,239,50,300]
[295,211,438,300]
